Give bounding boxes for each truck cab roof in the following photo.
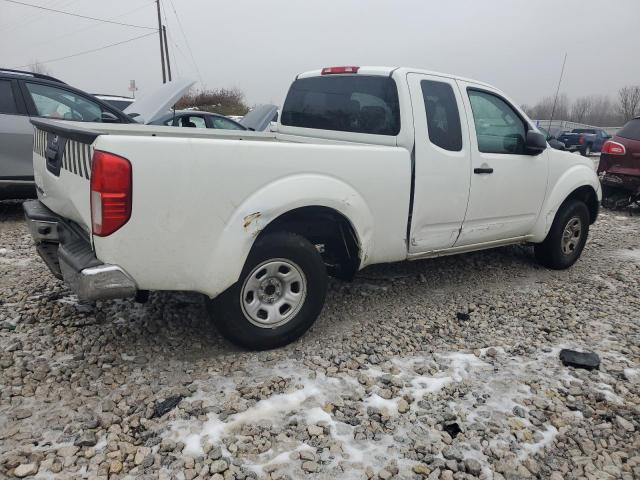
[296,66,495,90]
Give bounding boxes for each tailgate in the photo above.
[31,119,101,233]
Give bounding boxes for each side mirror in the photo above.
[101,111,119,123]
[526,130,547,154]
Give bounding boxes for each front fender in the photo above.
[204,174,375,297]
[530,164,601,242]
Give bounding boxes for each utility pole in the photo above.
[162,25,172,82]
[156,0,166,83]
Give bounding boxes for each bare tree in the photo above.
[175,87,249,116]
[27,61,52,76]
[570,96,594,123]
[618,85,640,121]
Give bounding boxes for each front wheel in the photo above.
[534,199,590,269]
[208,232,328,350]
[581,144,592,156]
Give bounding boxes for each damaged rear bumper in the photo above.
[23,200,137,301]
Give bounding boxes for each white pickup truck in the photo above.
[24,66,601,349]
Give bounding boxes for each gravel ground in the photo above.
[1,199,639,480]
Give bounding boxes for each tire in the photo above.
[208,232,328,350]
[581,144,591,156]
[534,199,590,270]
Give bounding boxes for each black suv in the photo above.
[0,68,133,199]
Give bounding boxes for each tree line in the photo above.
[522,85,640,127]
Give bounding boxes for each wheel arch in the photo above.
[531,165,601,242]
[203,174,374,297]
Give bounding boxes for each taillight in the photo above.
[601,140,626,155]
[321,66,360,75]
[90,150,132,236]
[578,135,585,144]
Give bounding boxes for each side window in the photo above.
[0,80,18,114]
[210,117,244,130]
[468,89,527,155]
[178,115,206,128]
[420,80,462,151]
[25,82,104,122]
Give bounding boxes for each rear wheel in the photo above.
[208,232,327,350]
[581,144,591,156]
[534,199,590,269]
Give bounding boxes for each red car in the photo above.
[598,116,640,208]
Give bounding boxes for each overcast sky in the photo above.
[1,0,639,107]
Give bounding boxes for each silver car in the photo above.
[0,68,132,199]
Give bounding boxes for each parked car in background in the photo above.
[150,110,246,130]
[598,116,640,208]
[0,68,133,199]
[24,65,600,349]
[93,94,134,111]
[538,126,565,150]
[558,128,611,156]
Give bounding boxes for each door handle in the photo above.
[474,167,494,174]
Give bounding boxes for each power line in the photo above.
[21,1,157,50]
[13,31,157,68]
[2,0,157,30]
[167,0,203,85]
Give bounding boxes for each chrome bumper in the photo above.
[24,200,137,302]
[59,259,137,302]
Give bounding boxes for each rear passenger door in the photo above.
[407,73,471,253]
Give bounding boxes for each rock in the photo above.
[134,447,151,465]
[616,415,635,432]
[160,438,176,452]
[302,461,320,473]
[559,349,600,370]
[397,398,410,414]
[465,458,482,476]
[109,460,123,474]
[413,463,430,475]
[456,312,470,321]
[75,431,97,447]
[300,450,316,461]
[14,463,38,477]
[378,469,392,480]
[513,406,526,418]
[307,425,324,436]
[440,471,454,480]
[442,422,461,438]
[13,408,32,420]
[210,459,229,473]
[152,395,183,418]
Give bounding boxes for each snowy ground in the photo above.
[1,200,639,480]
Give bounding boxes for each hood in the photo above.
[124,78,195,124]
[240,104,279,131]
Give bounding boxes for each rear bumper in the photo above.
[23,200,137,301]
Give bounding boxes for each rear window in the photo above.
[281,75,400,136]
[617,119,640,141]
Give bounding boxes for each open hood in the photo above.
[124,78,195,124]
[240,104,279,131]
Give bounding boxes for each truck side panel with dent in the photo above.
[91,134,412,297]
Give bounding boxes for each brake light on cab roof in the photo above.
[321,66,360,75]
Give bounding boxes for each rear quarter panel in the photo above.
[92,135,412,296]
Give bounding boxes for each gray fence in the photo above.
[534,119,621,136]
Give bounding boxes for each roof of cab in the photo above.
[296,66,494,89]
